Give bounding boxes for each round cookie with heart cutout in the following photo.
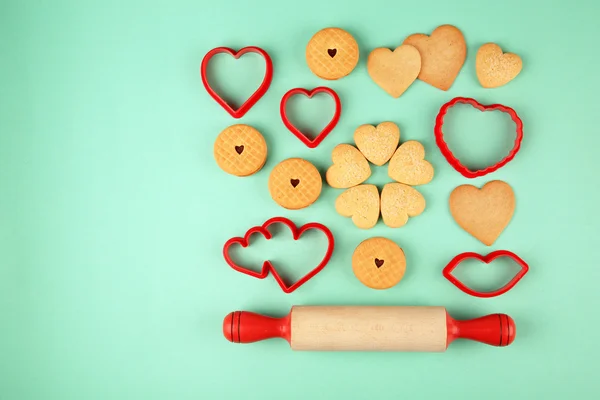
[214,124,267,177]
[352,237,407,290]
[306,27,359,80]
[268,158,322,210]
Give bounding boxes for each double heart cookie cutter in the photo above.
[201,46,273,119]
[443,250,529,298]
[434,97,524,178]
[223,217,335,293]
[280,86,342,148]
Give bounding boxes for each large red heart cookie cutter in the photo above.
[280,86,342,148]
[443,250,529,298]
[200,46,273,119]
[222,217,335,293]
[434,97,524,178]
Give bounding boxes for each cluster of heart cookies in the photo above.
[366,25,522,97]
[325,122,434,229]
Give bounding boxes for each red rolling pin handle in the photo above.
[223,311,291,344]
[224,309,515,348]
[446,312,515,347]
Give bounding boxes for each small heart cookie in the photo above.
[354,122,400,166]
[380,183,426,228]
[326,144,371,188]
[449,180,515,246]
[367,45,421,98]
[335,184,380,229]
[403,24,467,91]
[388,141,434,185]
[476,43,523,88]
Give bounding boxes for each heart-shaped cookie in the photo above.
[326,144,371,188]
[335,184,380,229]
[367,45,421,98]
[449,180,515,246]
[354,122,400,166]
[380,183,426,228]
[476,43,523,88]
[388,141,434,185]
[403,25,466,91]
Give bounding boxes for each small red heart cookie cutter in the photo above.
[434,97,524,178]
[443,250,529,298]
[280,86,342,148]
[200,46,273,119]
[222,217,334,293]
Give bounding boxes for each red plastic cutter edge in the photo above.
[443,250,529,298]
[200,46,273,119]
[222,217,335,294]
[280,87,342,149]
[434,97,524,178]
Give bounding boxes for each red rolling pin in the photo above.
[223,306,515,351]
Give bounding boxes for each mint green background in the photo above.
[1,0,599,398]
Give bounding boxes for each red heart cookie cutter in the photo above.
[200,46,273,119]
[443,250,529,298]
[280,86,342,148]
[434,97,524,178]
[222,217,335,293]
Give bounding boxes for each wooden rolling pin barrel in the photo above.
[223,306,515,351]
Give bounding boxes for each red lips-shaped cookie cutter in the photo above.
[223,217,335,293]
[443,250,529,298]
[280,87,342,148]
[200,46,273,119]
[434,97,524,178]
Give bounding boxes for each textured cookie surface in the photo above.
[476,43,522,88]
[326,144,371,188]
[306,27,359,80]
[268,158,322,210]
[354,122,400,166]
[388,141,434,185]
[449,180,515,246]
[335,184,380,229]
[380,183,426,228]
[213,124,267,177]
[367,45,421,98]
[403,24,466,91]
[352,237,406,289]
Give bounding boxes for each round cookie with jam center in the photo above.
[352,237,406,289]
[306,27,359,80]
[214,124,267,177]
[268,158,322,210]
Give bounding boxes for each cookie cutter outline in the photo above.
[222,216,335,293]
[442,250,529,298]
[200,46,273,119]
[280,86,342,149]
[434,97,524,178]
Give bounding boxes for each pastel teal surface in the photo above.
[1,0,599,398]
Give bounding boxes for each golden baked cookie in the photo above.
[353,121,400,166]
[352,237,407,290]
[476,43,522,88]
[403,24,466,91]
[380,183,426,228]
[335,184,379,229]
[325,144,371,189]
[213,124,267,177]
[268,158,322,210]
[367,45,421,98]
[449,180,515,246]
[388,141,434,185]
[306,27,359,80]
